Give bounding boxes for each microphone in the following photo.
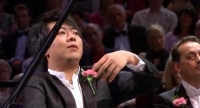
[1,0,76,108]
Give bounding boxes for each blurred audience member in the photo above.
[71,9,88,33]
[115,0,148,23]
[0,59,11,81]
[80,23,115,66]
[103,4,148,54]
[1,4,32,79]
[89,0,114,30]
[162,56,182,91]
[73,0,100,21]
[132,0,178,33]
[165,7,197,52]
[167,0,195,15]
[0,59,12,106]
[45,0,62,12]
[195,19,200,38]
[141,24,169,71]
[0,0,17,38]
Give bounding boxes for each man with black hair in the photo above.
[154,36,200,108]
[23,9,160,108]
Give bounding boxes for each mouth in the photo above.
[67,44,78,49]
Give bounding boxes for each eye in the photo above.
[73,31,79,35]
[58,31,65,35]
[188,55,195,59]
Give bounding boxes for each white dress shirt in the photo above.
[48,55,145,108]
[132,7,178,33]
[182,80,200,108]
[114,23,131,52]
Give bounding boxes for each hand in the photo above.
[117,99,136,108]
[92,50,137,82]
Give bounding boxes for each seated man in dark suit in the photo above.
[1,4,31,78]
[80,23,115,66]
[22,9,161,108]
[103,4,148,54]
[154,36,200,108]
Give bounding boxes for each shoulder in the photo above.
[163,8,177,17]
[134,9,147,15]
[158,87,176,100]
[27,72,50,86]
[154,87,177,107]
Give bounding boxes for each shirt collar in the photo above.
[145,6,165,14]
[48,66,80,79]
[114,23,128,33]
[182,80,200,97]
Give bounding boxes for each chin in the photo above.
[66,54,81,60]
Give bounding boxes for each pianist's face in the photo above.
[45,22,83,62]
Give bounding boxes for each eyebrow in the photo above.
[186,51,196,56]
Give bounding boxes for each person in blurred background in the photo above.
[195,19,200,39]
[80,23,115,66]
[132,0,178,33]
[0,59,12,106]
[161,56,182,91]
[103,4,148,54]
[0,0,17,38]
[165,6,197,52]
[167,0,195,15]
[142,24,169,72]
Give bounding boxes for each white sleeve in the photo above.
[126,53,145,72]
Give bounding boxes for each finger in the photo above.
[101,63,116,81]
[92,55,108,71]
[108,66,121,82]
[94,59,111,78]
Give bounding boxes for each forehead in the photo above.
[109,7,123,13]
[149,30,163,36]
[47,22,76,30]
[179,42,200,55]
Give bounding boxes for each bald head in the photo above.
[82,23,103,48]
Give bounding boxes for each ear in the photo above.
[45,52,50,58]
[174,62,181,74]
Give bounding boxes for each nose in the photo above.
[66,32,76,42]
[197,54,200,63]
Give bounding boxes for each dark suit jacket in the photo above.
[154,84,193,108]
[80,48,116,66]
[103,25,148,54]
[1,31,30,60]
[22,57,161,108]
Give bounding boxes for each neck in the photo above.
[48,59,79,81]
[153,48,163,52]
[92,45,104,54]
[149,6,161,12]
[180,27,189,37]
[183,78,200,89]
[115,23,126,31]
